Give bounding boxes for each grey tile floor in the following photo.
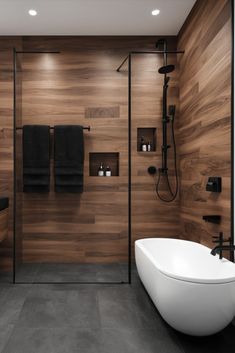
[0,265,235,353]
[14,263,128,283]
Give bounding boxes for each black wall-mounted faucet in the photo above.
[211,232,234,261]
[211,244,235,260]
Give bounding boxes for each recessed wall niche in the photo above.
[137,128,157,152]
[89,152,119,176]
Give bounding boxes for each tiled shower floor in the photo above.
[14,263,128,283]
[0,266,235,353]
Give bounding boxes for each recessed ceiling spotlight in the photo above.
[28,9,37,16]
[152,9,160,16]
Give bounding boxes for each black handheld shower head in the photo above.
[169,105,176,116]
[158,64,175,74]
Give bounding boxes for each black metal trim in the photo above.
[12,49,128,285]
[117,55,129,72]
[130,50,185,54]
[120,50,184,282]
[128,54,132,284]
[116,50,184,72]
[13,48,16,284]
[231,0,234,261]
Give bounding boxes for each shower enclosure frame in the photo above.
[117,49,185,284]
[117,28,235,270]
[12,49,130,285]
[12,13,235,283]
[231,0,234,258]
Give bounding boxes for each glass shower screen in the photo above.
[14,51,129,284]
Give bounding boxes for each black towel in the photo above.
[23,125,50,193]
[54,125,84,193]
[0,197,9,211]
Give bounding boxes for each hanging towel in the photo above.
[23,125,50,193]
[54,125,84,193]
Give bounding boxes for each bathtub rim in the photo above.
[135,238,235,285]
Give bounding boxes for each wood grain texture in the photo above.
[85,106,120,119]
[20,44,129,264]
[0,209,8,242]
[0,9,232,271]
[0,38,22,270]
[131,51,180,247]
[177,0,232,248]
[0,36,179,268]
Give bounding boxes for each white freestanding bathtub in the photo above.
[135,238,235,336]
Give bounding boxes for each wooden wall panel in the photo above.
[0,2,231,271]
[20,46,129,264]
[131,52,180,245]
[0,38,23,271]
[0,208,8,242]
[0,36,179,269]
[177,0,232,248]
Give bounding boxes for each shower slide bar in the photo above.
[116,50,185,72]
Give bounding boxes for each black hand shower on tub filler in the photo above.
[154,39,179,202]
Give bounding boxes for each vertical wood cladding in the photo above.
[177,0,232,247]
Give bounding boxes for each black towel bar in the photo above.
[16,126,91,131]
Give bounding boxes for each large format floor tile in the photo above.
[2,327,184,353]
[14,263,128,283]
[0,266,235,353]
[98,291,161,330]
[16,288,100,329]
[99,328,184,353]
[2,328,103,353]
[0,325,14,353]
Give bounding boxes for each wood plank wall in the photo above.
[0,0,232,270]
[177,0,232,247]
[0,36,179,270]
[0,38,23,270]
[131,52,180,244]
[20,43,129,264]
[0,209,8,242]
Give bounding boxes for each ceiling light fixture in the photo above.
[152,9,160,16]
[28,9,37,16]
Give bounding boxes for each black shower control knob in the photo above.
[206,177,222,193]
[148,166,157,175]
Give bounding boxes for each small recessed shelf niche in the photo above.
[137,128,156,152]
[89,152,119,176]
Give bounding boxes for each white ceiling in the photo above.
[0,0,196,36]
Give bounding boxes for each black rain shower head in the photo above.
[158,64,175,74]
